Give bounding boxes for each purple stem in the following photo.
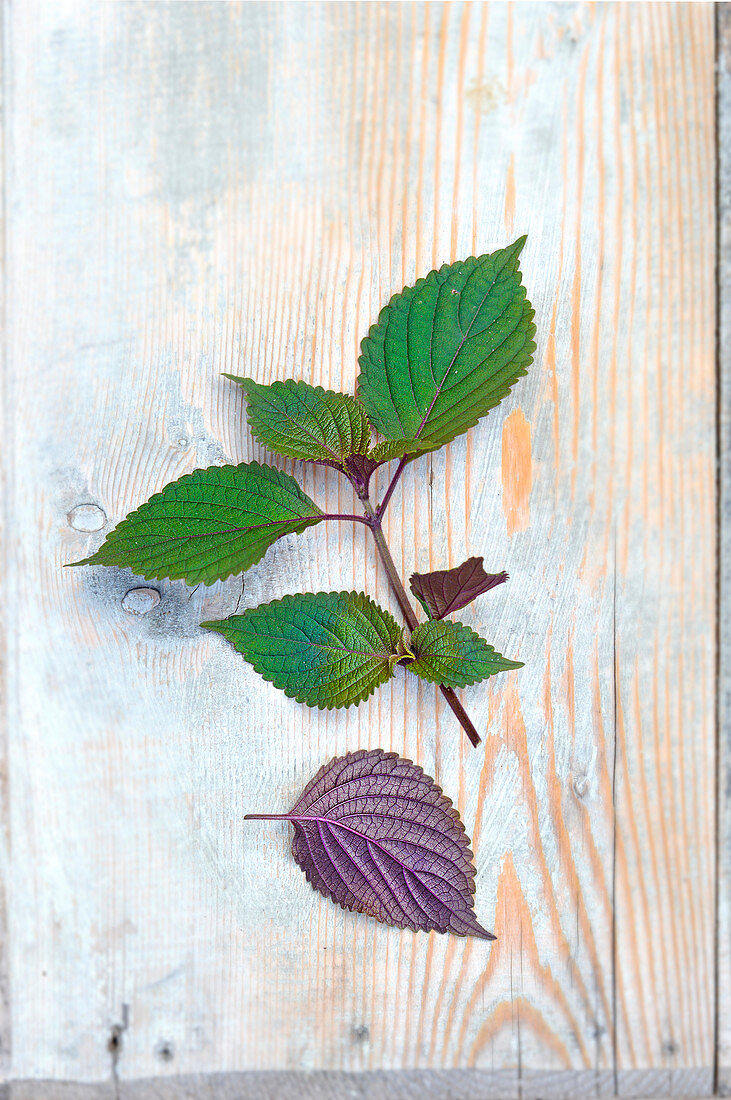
[321,513,371,525]
[358,496,481,748]
[376,454,409,519]
[244,814,293,820]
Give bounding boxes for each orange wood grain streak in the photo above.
[501,407,532,537]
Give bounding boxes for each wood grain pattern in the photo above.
[718,5,731,1097]
[0,0,11,1078]
[1,1,718,1094]
[501,408,532,536]
[1,1072,725,1100]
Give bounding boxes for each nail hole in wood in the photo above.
[121,587,161,615]
[68,503,107,532]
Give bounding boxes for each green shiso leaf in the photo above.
[226,376,372,465]
[70,462,323,585]
[367,438,438,465]
[202,591,406,709]
[408,619,523,688]
[357,237,535,449]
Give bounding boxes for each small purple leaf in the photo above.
[410,557,508,620]
[342,452,378,495]
[246,748,495,940]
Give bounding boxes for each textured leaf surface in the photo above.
[410,557,508,619]
[226,376,371,464]
[409,619,523,687]
[247,749,494,939]
[358,238,535,448]
[202,592,405,709]
[367,438,437,465]
[72,463,323,585]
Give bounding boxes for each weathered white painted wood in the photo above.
[0,0,11,1079]
[1,0,717,1093]
[1,1070,723,1100]
[718,5,731,1097]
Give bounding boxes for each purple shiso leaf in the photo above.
[246,748,495,940]
[410,557,508,620]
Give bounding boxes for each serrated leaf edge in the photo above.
[202,591,406,711]
[408,619,524,688]
[409,559,509,620]
[225,374,372,467]
[282,748,494,940]
[357,237,534,446]
[67,461,324,586]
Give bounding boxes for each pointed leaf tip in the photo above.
[226,375,372,465]
[358,241,535,449]
[72,462,323,586]
[409,619,524,688]
[512,233,527,256]
[249,748,495,940]
[202,591,405,709]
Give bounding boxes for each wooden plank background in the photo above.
[1,1,721,1096]
[717,6,731,1100]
